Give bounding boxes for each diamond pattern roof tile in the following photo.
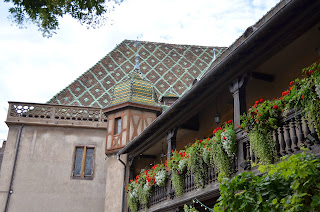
[48,40,226,107]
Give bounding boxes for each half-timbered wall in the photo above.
[105,109,157,152]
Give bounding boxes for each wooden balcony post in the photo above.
[229,75,248,128]
[166,128,177,199]
[230,75,248,172]
[166,128,177,161]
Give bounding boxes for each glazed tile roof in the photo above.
[48,40,226,108]
[108,70,158,107]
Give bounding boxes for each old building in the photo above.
[1,0,320,211]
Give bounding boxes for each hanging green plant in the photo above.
[186,139,209,189]
[171,170,184,196]
[126,163,168,210]
[127,179,139,212]
[241,99,282,164]
[167,150,189,196]
[210,120,236,178]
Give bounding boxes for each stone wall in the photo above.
[0,124,107,212]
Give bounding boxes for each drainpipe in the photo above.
[5,124,24,212]
[117,153,126,212]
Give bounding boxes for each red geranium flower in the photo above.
[308,70,313,75]
[258,114,262,117]
[273,105,278,110]
[207,138,210,141]
[255,100,259,104]
[290,81,294,85]
[238,125,241,129]
[260,98,263,103]
[228,119,232,124]
[301,95,305,99]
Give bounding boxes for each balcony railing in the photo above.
[141,111,320,211]
[6,102,108,128]
[240,110,320,166]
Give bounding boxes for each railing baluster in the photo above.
[311,121,319,144]
[280,126,287,156]
[245,140,251,161]
[284,121,293,153]
[274,129,281,157]
[290,121,299,151]
[251,148,255,163]
[304,118,313,147]
[297,115,305,147]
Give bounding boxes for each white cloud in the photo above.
[0,0,280,145]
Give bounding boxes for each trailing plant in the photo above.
[214,151,320,212]
[211,120,236,178]
[126,164,168,210]
[248,130,275,165]
[283,62,320,138]
[241,99,282,164]
[186,139,209,188]
[167,150,189,196]
[171,170,184,196]
[127,179,139,212]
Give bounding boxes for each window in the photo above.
[73,146,94,179]
[114,117,121,134]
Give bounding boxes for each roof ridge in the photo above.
[125,39,226,49]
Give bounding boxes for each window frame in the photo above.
[72,146,95,180]
[114,117,122,135]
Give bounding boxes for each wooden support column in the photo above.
[128,158,135,180]
[166,128,177,161]
[229,75,248,172]
[166,128,177,199]
[229,75,248,127]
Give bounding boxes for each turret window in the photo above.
[115,117,121,134]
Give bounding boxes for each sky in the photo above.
[0,0,280,146]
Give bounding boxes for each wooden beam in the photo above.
[139,154,157,159]
[251,72,274,82]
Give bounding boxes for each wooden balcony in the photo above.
[139,111,320,211]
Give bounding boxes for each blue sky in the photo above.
[0,0,280,146]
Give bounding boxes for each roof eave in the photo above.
[118,0,320,157]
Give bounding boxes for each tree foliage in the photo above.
[214,151,320,212]
[4,0,123,37]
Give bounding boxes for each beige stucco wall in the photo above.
[104,153,127,212]
[0,124,107,212]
